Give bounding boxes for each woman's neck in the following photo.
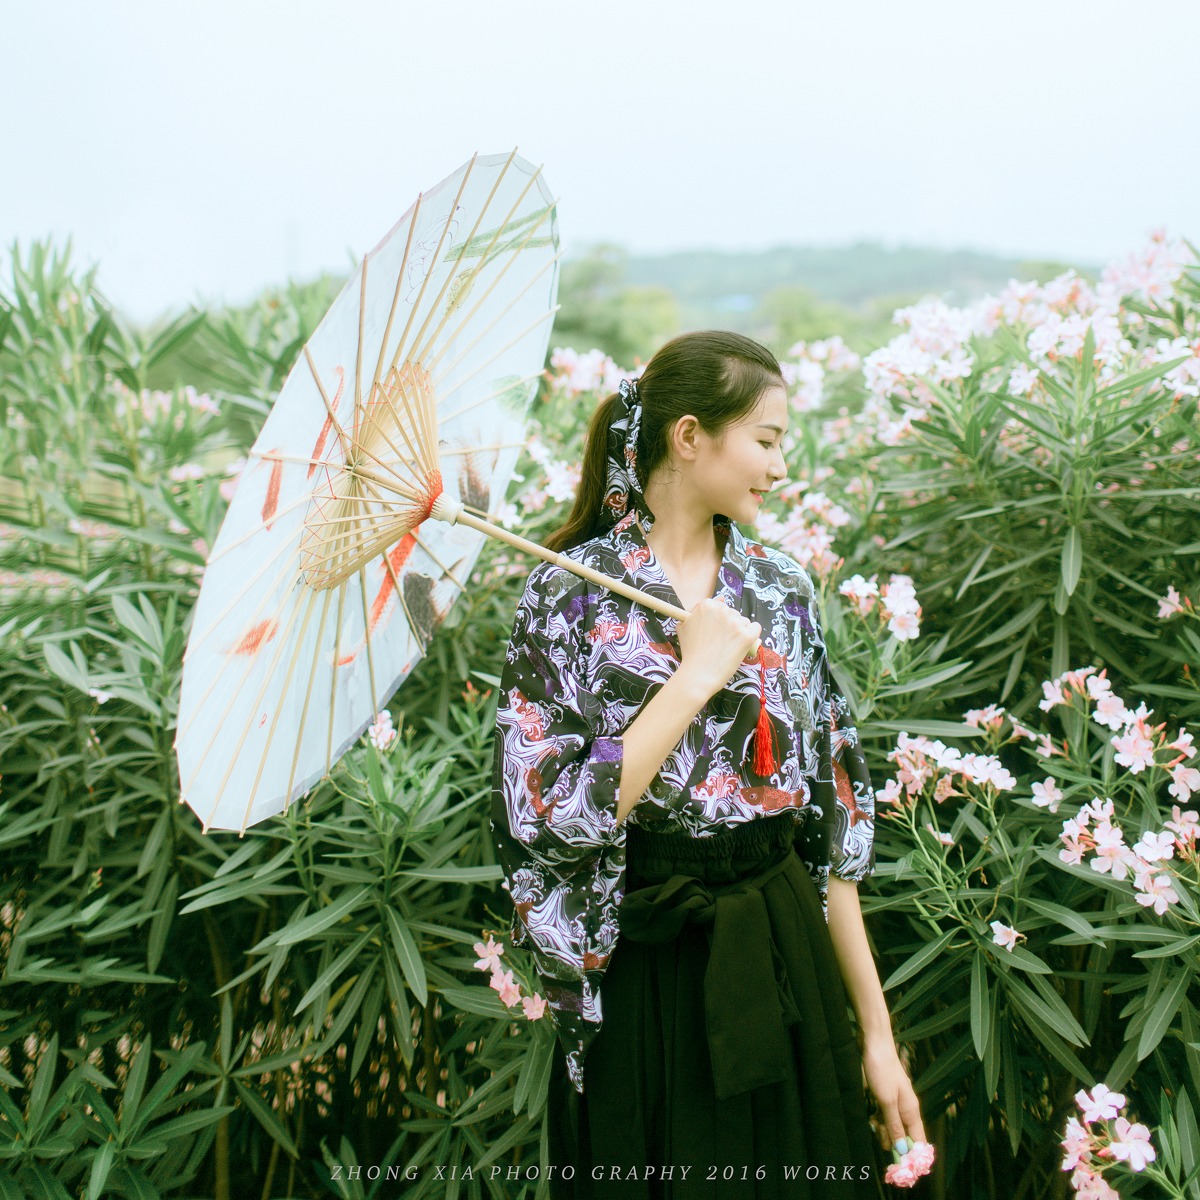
[642,507,721,573]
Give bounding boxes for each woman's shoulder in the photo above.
[519,533,618,604]
[738,533,816,600]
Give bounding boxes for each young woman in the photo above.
[491,331,925,1197]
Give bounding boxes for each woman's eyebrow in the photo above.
[756,423,787,434]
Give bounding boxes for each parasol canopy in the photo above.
[176,151,690,836]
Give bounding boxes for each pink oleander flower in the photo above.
[1036,733,1067,759]
[1134,874,1180,915]
[1032,778,1063,813]
[1061,1115,1096,1171]
[1108,1118,1157,1172]
[887,611,920,641]
[964,704,1006,733]
[548,346,625,397]
[473,936,504,974]
[367,710,397,751]
[219,455,246,502]
[879,778,905,805]
[1157,585,1185,619]
[1040,679,1068,711]
[1069,1166,1121,1200]
[489,968,522,1008]
[932,775,957,804]
[1090,822,1136,881]
[958,753,1017,791]
[1165,805,1199,847]
[1008,363,1040,396]
[1111,722,1156,774]
[543,458,581,504]
[1075,1083,1126,1124]
[881,574,921,641]
[1092,692,1131,732]
[1132,830,1175,864]
[924,822,955,846]
[1170,764,1200,802]
[990,920,1022,951]
[521,993,548,1020]
[838,573,880,617]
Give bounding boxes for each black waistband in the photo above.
[625,813,796,882]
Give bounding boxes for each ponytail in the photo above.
[541,390,624,554]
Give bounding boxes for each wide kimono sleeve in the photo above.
[490,561,626,869]
[792,570,877,889]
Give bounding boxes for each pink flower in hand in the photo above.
[884,1141,935,1187]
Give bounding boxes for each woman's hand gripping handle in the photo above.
[612,597,760,826]
[676,596,762,703]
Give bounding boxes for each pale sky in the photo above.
[5,0,1197,323]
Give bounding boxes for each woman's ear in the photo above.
[670,414,703,462]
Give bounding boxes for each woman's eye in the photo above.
[760,441,774,449]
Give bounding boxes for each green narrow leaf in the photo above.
[438,985,508,1018]
[1005,974,1088,1047]
[25,1032,60,1130]
[398,864,503,883]
[1025,897,1104,944]
[970,952,991,1061]
[87,1138,116,1200]
[276,886,371,946]
[384,908,428,1006]
[293,928,374,1015]
[1000,1020,1023,1155]
[1138,968,1193,1061]
[42,642,90,692]
[351,976,386,1078]
[1177,1089,1200,1197]
[381,953,415,1064]
[146,874,179,976]
[233,1078,299,1158]
[1061,526,1082,597]
[985,941,1053,974]
[882,928,958,991]
[109,1165,161,1200]
[975,598,1045,648]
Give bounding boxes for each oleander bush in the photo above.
[1,231,1198,1200]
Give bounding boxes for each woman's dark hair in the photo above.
[542,330,785,553]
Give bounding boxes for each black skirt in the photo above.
[546,814,881,1199]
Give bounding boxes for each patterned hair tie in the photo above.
[600,378,647,527]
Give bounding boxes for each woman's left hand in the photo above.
[861,1036,926,1152]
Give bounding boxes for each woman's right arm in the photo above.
[614,597,762,823]
[493,572,760,862]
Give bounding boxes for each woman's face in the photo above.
[692,384,790,524]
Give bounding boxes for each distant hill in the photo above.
[618,240,1098,320]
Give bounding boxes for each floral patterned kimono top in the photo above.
[489,505,877,1093]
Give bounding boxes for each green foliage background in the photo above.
[1,237,1198,1200]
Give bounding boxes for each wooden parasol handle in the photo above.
[431,496,763,655]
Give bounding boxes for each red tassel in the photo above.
[752,650,779,776]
